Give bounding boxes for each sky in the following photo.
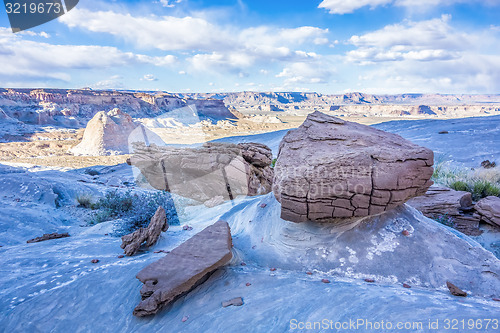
[1,0,500,94]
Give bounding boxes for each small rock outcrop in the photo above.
[70,108,137,156]
[27,232,70,243]
[130,142,273,202]
[446,281,467,297]
[222,297,244,307]
[474,196,500,228]
[121,206,168,256]
[133,220,232,317]
[273,111,434,222]
[407,186,480,236]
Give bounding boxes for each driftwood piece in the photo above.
[27,232,70,243]
[121,206,168,256]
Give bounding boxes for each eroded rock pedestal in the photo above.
[133,220,233,317]
[130,142,273,203]
[273,111,434,222]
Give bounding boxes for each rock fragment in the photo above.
[121,206,168,256]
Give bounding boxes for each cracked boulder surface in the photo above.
[273,111,434,222]
[130,142,273,202]
[133,220,233,317]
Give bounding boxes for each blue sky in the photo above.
[1,0,500,94]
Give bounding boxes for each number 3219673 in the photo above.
[5,2,62,14]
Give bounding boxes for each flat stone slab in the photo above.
[133,220,233,317]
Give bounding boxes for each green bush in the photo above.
[271,158,277,168]
[471,181,500,201]
[449,180,469,192]
[432,161,500,201]
[89,190,180,235]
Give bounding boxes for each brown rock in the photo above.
[403,283,411,289]
[117,255,125,258]
[121,206,168,256]
[270,268,276,271]
[273,112,434,223]
[481,160,496,169]
[27,232,70,243]
[245,283,251,286]
[364,278,375,283]
[133,220,233,317]
[402,230,410,236]
[321,279,330,283]
[222,297,243,307]
[446,281,467,297]
[130,142,273,203]
[91,259,99,264]
[407,186,481,236]
[474,196,500,228]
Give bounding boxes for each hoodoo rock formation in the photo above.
[70,108,137,156]
[273,111,434,222]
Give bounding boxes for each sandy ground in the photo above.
[0,114,443,169]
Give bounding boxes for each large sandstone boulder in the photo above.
[133,220,232,316]
[70,108,137,156]
[273,111,434,222]
[407,186,481,236]
[475,196,500,228]
[130,142,273,202]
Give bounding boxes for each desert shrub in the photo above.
[449,180,468,192]
[89,190,180,235]
[84,169,100,176]
[76,193,95,208]
[471,180,500,201]
[432,161,500,201]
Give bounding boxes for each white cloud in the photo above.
[346,15,469,63]
[344,16,500,93]
[0,28,175,82]
[141,74,158,81]
[319,0,392,14]
[318,0,499,14]
[276,61,336,86]
[60,9,329,73]
[159,0,182,8]
[91,75,124,89]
